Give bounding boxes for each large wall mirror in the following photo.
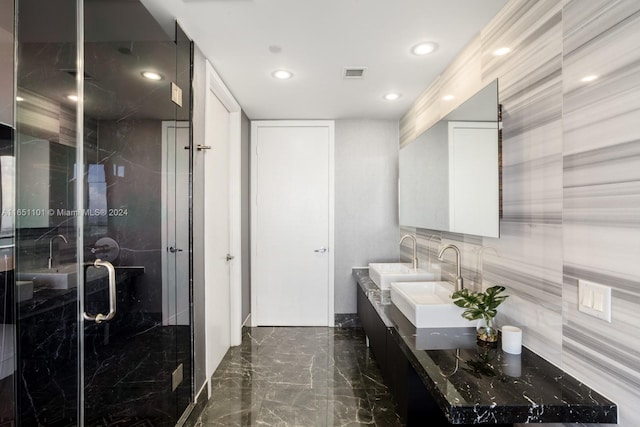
[399,79,500,238]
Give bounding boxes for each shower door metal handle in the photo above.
[83,259,117,324]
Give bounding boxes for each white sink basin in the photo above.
[17,264,78,289]
[17,263,108,289]
[390,281,477,328]
[368,263,436,290]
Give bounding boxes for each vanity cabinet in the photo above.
[356,284,387,374]
[354,267,615,425]
[357,284,453,425]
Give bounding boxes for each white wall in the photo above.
[334,119,399,314]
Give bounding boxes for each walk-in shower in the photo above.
[0,0,194,425]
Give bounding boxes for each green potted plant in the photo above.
[451,286,508,345]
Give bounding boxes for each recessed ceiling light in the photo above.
[15,96,24,102]
[142,71,163,81]
[493,47,511,56]
[272,69,293,80]
[384,93,401,101]
[581,74,598,83]
[412,42,438,56]
[442,94,455,101]
[67,94,79,102]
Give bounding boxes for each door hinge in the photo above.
[171,82,183,107]
[172,363,184,391]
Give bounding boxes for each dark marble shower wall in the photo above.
[0,149,12,412]
[95,119,163,320]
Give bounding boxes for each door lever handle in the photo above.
[169,246,183,253]
[314,247,327,253]
[226,254,235,261]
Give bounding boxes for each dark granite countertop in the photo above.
[18,265,145,319]
[353,268,617,425]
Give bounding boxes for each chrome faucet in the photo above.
[438,244,463,291]
[399,234,418,269]
[48,234,68,269]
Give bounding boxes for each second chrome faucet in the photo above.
[438,244,463,292]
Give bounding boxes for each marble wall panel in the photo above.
[500,122,563,224]
[562,1,640,425]
[481,0,563,226]
[399,0,564,368]
[484,222,563,365]
[399,104,416,148]
[413,79,441,138]
[438,36,482,119]
[16,89,60,141]
[480,1,562,88]
[398,0,640,423]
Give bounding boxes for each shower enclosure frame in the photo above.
[11,0,195,424]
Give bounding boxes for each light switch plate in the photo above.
[578,279,612,322]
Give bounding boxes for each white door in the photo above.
[251,121,334,326]
[161,121,190,326]
[204,88,231,381]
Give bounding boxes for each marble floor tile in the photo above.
[196,327,403,427]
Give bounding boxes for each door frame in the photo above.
[250,120,335,327]
[205,60,243,346]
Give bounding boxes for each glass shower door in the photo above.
[80,1,193,425]
[14,0,80,424]
[13,0,193,425]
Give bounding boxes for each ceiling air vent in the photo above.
[343,67,367,79]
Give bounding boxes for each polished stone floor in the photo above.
[194,327,403,426]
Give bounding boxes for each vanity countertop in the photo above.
[18,265,145,318]
[353,268,617,425]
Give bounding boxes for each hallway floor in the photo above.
[194,327,403,426]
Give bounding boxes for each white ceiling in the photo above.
[141,0,507,120]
